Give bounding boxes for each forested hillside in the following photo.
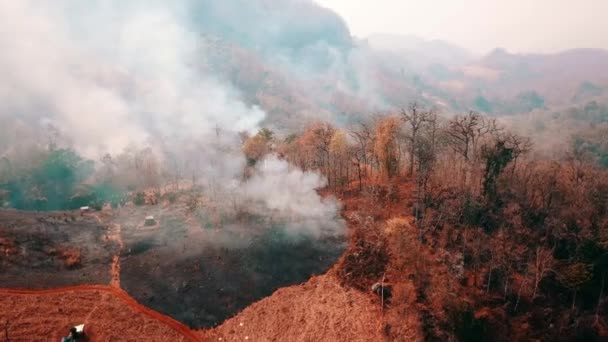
[257,106,608,340]
[1,1,608,340]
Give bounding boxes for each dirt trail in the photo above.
[90,213,123,288]
[0,285,201,341]
[108,223,123,288]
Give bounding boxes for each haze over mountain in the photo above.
[185,0,608,122]
[182,0,608,120]
[2,0,608,157]
[316,0,608,54]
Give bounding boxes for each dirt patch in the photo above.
[203,272,384,341]
[107,223,123,287]
[0,286,197,341]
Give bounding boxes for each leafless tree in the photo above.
[444,111,500,188]
[3,319,9,342]
[596,272,605,324]
[349,122,375,190]
[401,103,432,176]
[530,245,555,299]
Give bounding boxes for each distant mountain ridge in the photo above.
[365,33,475,68]
[184,0,608,122]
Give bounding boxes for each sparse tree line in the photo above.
[245,104,534,200]
[0,142,181,210]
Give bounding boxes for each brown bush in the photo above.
[0,236,18,257]
[48,247,82,269]
[336,227,389,291]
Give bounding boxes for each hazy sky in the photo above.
[315,0,608,54]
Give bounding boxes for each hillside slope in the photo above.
[202,272,384,341]
[0,286,196,341]
[202,178,426,341]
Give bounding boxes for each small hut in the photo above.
[144,215,157,226]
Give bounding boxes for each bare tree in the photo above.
[329,130,349,189]
[596,272,605,324]
[530,245,555,299]
[413,111,440,221]
[504,133,533,180]
[445,111,500,188]
[374,116,402,179]
[299,122,335,181]
[349,122,375,190]
[401,103,431,176]
[3,319,9,342]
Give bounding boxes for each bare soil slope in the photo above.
[0,271,385,342]
[0,286,197,341]
[202,271,383,342]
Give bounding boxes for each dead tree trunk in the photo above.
[596,272,605,324]
[4,319,9,342]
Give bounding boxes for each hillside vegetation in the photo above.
[266,106,608,341]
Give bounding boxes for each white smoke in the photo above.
[0,0,344,236]
[0,1,266,156]
[245,156,336,217]
[241,155,343,236]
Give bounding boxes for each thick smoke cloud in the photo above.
[243,156,343,236]
[0,0,344,236]
[0,1,264,156]
[245,156,335,217]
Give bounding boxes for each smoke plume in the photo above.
[0,0,344,236]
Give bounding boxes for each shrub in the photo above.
[134,192,145,206]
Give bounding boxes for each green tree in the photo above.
[32,148,94,210]
[482,139,514,202]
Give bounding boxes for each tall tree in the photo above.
[374,116,402,179]
[401,103,431,176]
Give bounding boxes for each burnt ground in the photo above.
[0,209,115,288]
[117,206,346,328]
[0,205,346,329]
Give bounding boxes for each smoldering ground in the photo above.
[114,183,345,327]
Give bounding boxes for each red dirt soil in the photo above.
[1,272,384,342]
[0,286,199,341]
[201,271,384,342]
